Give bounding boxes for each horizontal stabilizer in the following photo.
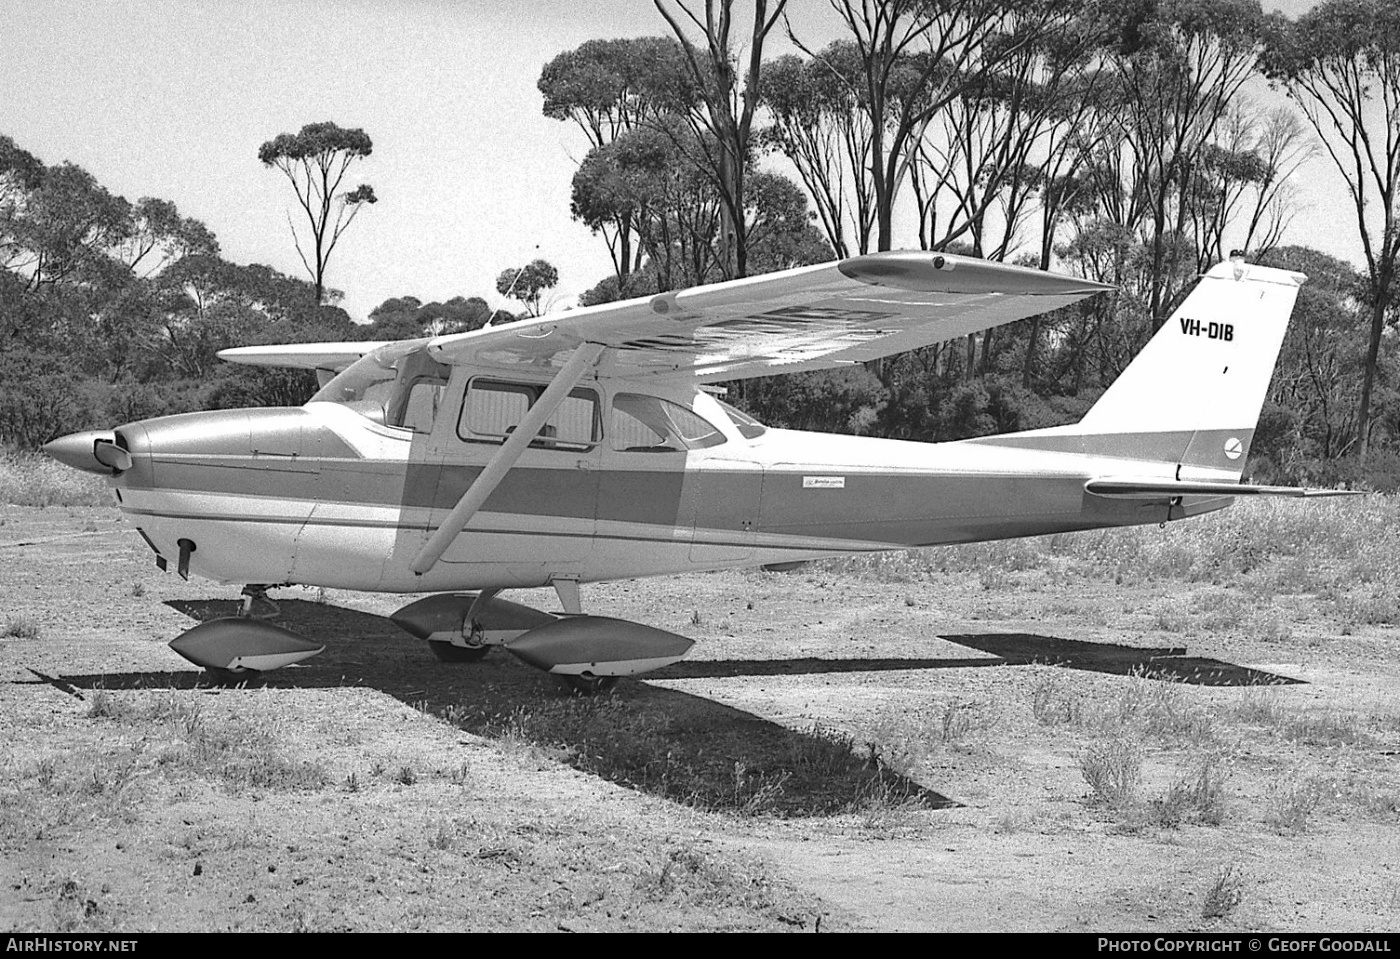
[218,341,391,373]
[1085,478,1361,499]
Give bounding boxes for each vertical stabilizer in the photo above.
[1056,258,1304,478]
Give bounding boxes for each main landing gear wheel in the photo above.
[561,673,618,695]
[428,641,492,663]
[205,667,262,687]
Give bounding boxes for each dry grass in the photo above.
[1080,736,1144,807]
[1202,864,1246,919]
[0,447,110,507]
[1150,753,1231,828]
[1265,777,1325,834]
[82,688,329,792]
[3,615,41,639]
[4,684,825,932]
[818,497,1399,620]
[1029,668,1085,726]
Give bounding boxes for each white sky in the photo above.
[0,0,1343,322]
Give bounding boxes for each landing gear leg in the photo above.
[239,584,280,620]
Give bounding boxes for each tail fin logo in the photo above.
[1224,437,1244,460]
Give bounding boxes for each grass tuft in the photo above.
[1030,668,1083,726]
[1150,754,1231,828]
[1266,777,1325,834]
[1202,864,1246,919]
[2,616,41,640]
[1080,736,1144,807]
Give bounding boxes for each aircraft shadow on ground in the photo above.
[48,598,953,816]
[650,634,1299,686]
[48,603,1298,813]
[939,633,1302,686]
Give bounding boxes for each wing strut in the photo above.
[411,342,605,575]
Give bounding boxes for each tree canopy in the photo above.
[258,121,378,305]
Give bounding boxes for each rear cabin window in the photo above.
[610,394,726,452]
[458,379,601,451]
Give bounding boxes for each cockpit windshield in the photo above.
[715,399,767,439]
[309,339,449,432]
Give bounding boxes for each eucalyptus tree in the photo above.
[367,295,500,337]
[653,0,790,278]
[1262,0,1400,463]
[907,4,1106,261]
[1095,0,1265,327]
[0,135,44,274]
[759,44,878,258]
[1180,105,1313,271]
[113,197,219,278]
[572,123,736,291]
[1259,246,1371,468]
[540,36,698,280]
[539,37,697,150]
[496,259,560,317]
[5,162,131,293]
[790,0,1085,254]
[257,121,377,304]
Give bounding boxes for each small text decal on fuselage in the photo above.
[803,476,846,489]
[1180,317,1234,341]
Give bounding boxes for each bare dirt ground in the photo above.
[2,503,1398,932]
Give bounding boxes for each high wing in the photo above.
[420,252,1113,383]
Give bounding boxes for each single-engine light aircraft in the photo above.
[44,251,1347,690]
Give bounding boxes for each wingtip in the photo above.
[838,250,1114,296]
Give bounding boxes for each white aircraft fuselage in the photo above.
[104,380,1227,595]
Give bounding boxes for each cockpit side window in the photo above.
[611,394,726,452]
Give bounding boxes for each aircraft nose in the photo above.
[42,430,132,474]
